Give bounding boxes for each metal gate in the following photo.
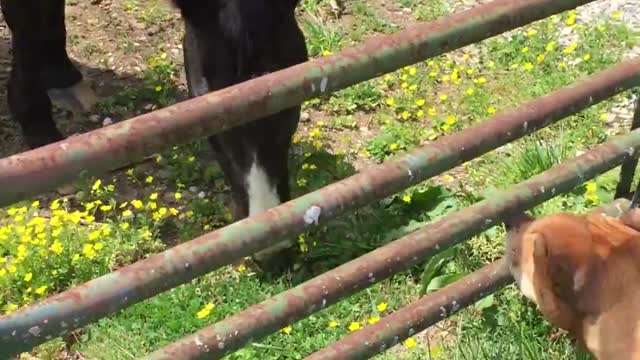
[1,0,640,359]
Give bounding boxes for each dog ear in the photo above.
[587,213,640,251]
[531,233,580,330]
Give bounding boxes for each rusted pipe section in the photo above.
[0,0,599,206]
[307,259,512,360]
[615,96,640,198]
[1,59,639,358]
[305,200,631,360]
[144,129,640,360]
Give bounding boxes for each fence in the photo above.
[1,0,639,359]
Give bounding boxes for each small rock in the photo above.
[89,114,100,123]
[102,117,113,127]
[300,112,311,122]
[189,186,199,193]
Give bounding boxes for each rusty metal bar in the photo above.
[308,259,512,360]
[144,129,640,360]
[0,0,599,206]
[305,200,631,360]
[2,58,639,358]
[615,96,640,198]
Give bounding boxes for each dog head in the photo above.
[505,210,640,337]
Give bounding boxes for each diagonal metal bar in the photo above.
[144,129,640,360]
[304,199,631,360]
[2,57,639,358]
[0,0,599,207]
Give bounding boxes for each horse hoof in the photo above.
[251,239,297,274]
[48,81,97,113]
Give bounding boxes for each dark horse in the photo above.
[0,0,309,270]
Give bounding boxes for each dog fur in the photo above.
[504,208,640,359]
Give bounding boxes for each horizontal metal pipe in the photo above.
[305,200,632,360]
[144,128,640,360]
[2,57,639,357]
[0,0,598,207]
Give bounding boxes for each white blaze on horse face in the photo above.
[246,156,281,217]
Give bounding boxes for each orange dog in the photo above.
[504,208,640,359]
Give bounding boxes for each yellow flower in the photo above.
[611,11,622,20]
[523,62,533,71]
[328,320,340,328]
[583,54,591,61]
[131,200,143,209]
[24,272,33,282]
[72,254,80,262]
[150,193,158,201]
[545,40,556,52]
[415,98,425,107]
[237,264,246,273]
[599,113,608,121]
[8,265,17,273]
[174,192,182,200]
[89,230,101,241]
[537,54,545,63]
[145,176,154,184]
[428,107,437,116]
[566,11,576,26]
[348,322,361,332]
[445,115,456,125]
[322,49,333,56]
[91,179,102,192]
[120,223,130,230]
[148,202,158,210]
[7,208,18,216]
[388,143,399,151]
[526,29,537,37]
[122,210,133,218]
[155,85,162,92]
[563,42,577,54]
[585,182,597,193]
[4,303,18,313]
[0,268,5,277]
[83,244,96,259]
[376,302,388,312]
[439,94,448,102]
[586,193,599,203]
[119,201,129,209]
[31,200,40,208]
[94,242,104,251]
[197,303,215,319]
[404,337,417,348]
[100,205,112,212]
[368,315,380,325]
[383,74,393,82]
[466,88,474,96]
[487,106,496,114]
[400,111,411,120]
[402,194,412,204]
[521,47,529,54]
[35,285,47,295]
[476,77,487,84]
[169,208,179,216]
[416,110,424,118]
[408,67,417,76]
[280,326,293,335]
[50,241,63,255]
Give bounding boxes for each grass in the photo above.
[1,2,640,360]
